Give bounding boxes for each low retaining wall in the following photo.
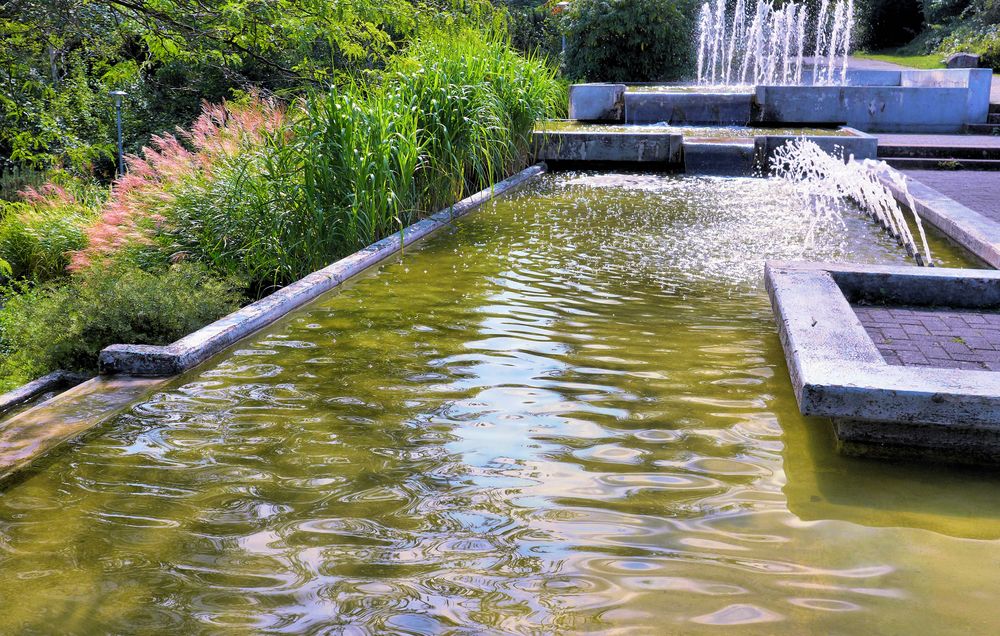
[766,261,1000,464]
[683,142,755,176]
[532,131,683,165]
[568,84,625,121]
[0,371,90,416]
[753,85,972,133]
[755,129,878,173]
[625,92,752,125]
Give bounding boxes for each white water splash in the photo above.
[698,0,854,87]
[770,138,932,266]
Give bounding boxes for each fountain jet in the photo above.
[697,0,855,87]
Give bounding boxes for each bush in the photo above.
[561,0,697,82]
[507,5,563,59]
[0,263,242,384]
[0,183,103,282]
[856,0,926,50]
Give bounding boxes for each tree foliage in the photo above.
[561,0,697,82]
[0,0,495,176]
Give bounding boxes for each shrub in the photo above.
[856,0,926,50]
[0,262,242,383]
[561,0,697,82]
[0,181,105,283]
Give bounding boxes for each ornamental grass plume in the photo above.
[70,95,286,271]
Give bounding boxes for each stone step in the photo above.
[878,144,1000,160]
[965,123,1000,135]
[882,157,1000,171]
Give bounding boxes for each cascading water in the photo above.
[770,139,932,266]
[698,0,855,87]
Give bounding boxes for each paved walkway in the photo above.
[901,169,1000,223]
[853,304,1000,371]
[877,134,1000,149]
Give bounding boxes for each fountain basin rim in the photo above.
[767,260,1000,462]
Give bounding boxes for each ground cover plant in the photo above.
[0,24,563,392]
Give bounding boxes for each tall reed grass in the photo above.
[103,27,564,289]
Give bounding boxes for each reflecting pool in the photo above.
[1,173,997,634]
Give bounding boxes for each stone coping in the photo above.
[0,371,90,416]
[766,261,1000,461]
[878,171,1000,269]
[99,163,547,377]
[0,376,170,484]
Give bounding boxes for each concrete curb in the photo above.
[766,260,1000,462]
[878,171,1000,268]
[532,131,683,165]
[0,371,91,416]
[98,163,547,377]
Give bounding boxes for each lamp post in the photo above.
[110,90,127,177]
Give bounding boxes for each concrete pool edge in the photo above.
[879,171,1000,269]
[766,261,1000,463]
[98,163,548,377]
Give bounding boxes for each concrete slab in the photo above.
[533,131,683,165]
[625,92,752,125]
[568,84,626,121]
[766,260,1000,464]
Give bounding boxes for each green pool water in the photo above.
[534,121,849,139]
[2,173,999,634]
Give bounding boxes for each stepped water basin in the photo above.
[535,120,849,141]
[0,172,997,633]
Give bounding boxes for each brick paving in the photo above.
[899,170,1000,224]
[853,304,1000,371]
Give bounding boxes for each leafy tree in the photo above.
[561,0,697,82]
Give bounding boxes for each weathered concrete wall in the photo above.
[682,142,755,176]
[754,132,878,173]
[624,92,752,124]
[533,131,683,164]
[568,84,626,121]
[753,85,971,132]
[900,68,992,124]
[766,260,1000,463]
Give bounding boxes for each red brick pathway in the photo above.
[853,305,1000,371]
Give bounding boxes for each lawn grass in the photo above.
[854,51,946,69]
